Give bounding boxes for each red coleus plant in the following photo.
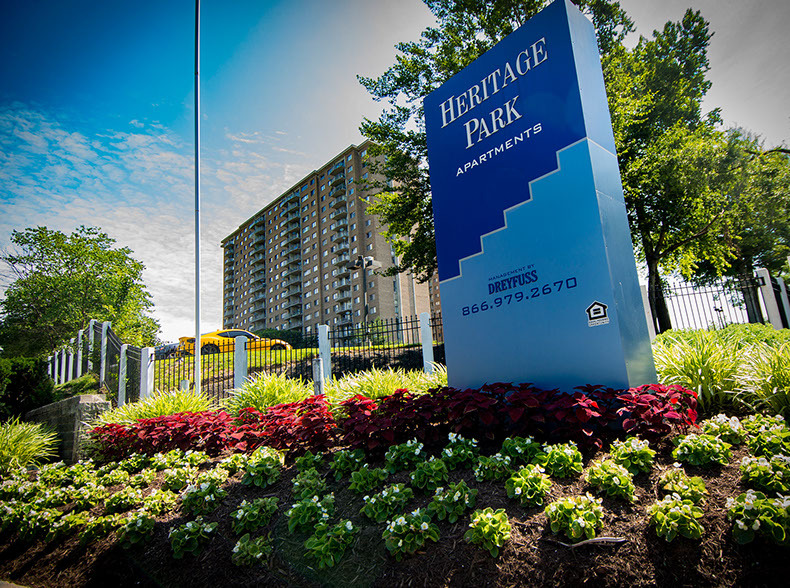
[616,384,698,439]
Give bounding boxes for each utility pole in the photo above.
[193,0,202,392]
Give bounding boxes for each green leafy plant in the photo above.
[585,459,636,502]
[726,490,790,545]
[150,449,187,471]
[162,466,197,492]
[741,413,787,437]
[141,489,178,515]
[746,427,790,457]
[68,481,108,511]
[169,516,218,558]
[230,497,279,534]
[292,467,327,501]
[325,366,446,403]
[464,507,511,557]
[699,414,747,444]
[286,493,335,533]
[658,467,708,504]
[505,464,551,507]
[224,371,311,415]
[97,466,130,487]
[609,436,656,474]
[542,442,584,478]
[117,453,151,474]
[79,513,124,544]
[740,454,790,493]
[361,483,414,523]
[648,493,704,542]
[385,438,426,473]
[545,494,604,542]
[409,457,449,492]
[304,520,359,569]
[671,434,732,467]
[104,487,145,514]
[242,448,283,488]
[118,510,156,548]
[427,480,478,522]
[92,388,212,426]
[473,453,513,482]
[500,436,546,466]
[46,510,91,542]
[329,448,366,480]
[382,509,440,561]
[232,533,273,566]
[183,449,210,467]
[0,417,57,476]
[738,342,790,418]
[218,452,249,475]
[348,464,389,493]
[180,478,228,515]
[294,450,324,472]
[128,468,157,488]
[441,432,479,470]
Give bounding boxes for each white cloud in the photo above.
[0,102,314,343]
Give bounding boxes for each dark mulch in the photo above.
[0,442,787,588]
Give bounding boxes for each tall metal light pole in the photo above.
[193,0,202,392]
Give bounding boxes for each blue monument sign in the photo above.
[424,0,656,390]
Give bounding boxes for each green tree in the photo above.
[605,9,737,331]
[360,0,632,282]
[0,226,159,357]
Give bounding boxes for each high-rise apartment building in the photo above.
[221,141,438,334]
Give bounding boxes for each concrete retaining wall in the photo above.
[25,395,110,464]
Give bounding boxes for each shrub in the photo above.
[325,367,445,404]
[92,388,212,426]
[224,372,311,416]
[0,357,57,420]
[616,384,698,439]
[653,329,739,414]
[0,417,58,476]
[738,342,790,418]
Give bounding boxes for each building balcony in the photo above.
[284,264,302,276]
[336,265,351,278]
[284,254,301,266]
[334,216,348,230]
[335,278,352,290]
[336,315,353,326]
[329,183,346,199]
[328,161,344,174]
[285,229,300,245]
[331,230,348,243]
[283,298,301,310]
[329,207,346,221]
[333,254,351,267]
[337,290,351,302]
[285,275,301,287]
[284,286,301,297]
[329,173,345,188]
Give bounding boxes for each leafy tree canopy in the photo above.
[0,226,160,357]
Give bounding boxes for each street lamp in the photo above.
[348,255,381,342]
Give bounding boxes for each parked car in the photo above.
[177,329,292,355]
[154,342,181,360]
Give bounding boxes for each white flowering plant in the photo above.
[294,450,324,472]
[168,516,217,559]
[329,448,367,481]
[180,475,228,516]
[500,436,546,466]
[746,427,790,458]
[128,468,157,489]
[79,513,124,544]
[140,488,178,515]
[505,464,551,507]
[162,465,197,493]
[230,497,279,534]
[231,533,273,566]
[741,414,786,438]
[544,493,604,542]
[150,449,187,471]
[66,481,108,512]
[726,490,790,545]
[96,466,130,487]
[182,449,210,467]
[292,467,327,500]
[647,493,704,542]
[304,519,359,569]
[464,507,511,557]
[671,434,732,467]
[117,453,151,474]
[104,486,145,514]
[473,453,514,482]
[360,483,414,523]
[286,493,335,533]
[609,437,656,475]
[348,464,389,493]
[410,457,449,493]
[46,510,91,542]
[658,467,708,504]
[118,510,156,548]
[585,459,636,502]
[382,508,440,561]
[441,432,480,470]
[218,452,249,475]
[241,450,282,489]
[542,442,584,479]
[700,414,746,445]
[384,439,426,473]
[740,454,790,494]
[427,480,478,523]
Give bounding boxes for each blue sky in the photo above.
[1,0,787,343]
